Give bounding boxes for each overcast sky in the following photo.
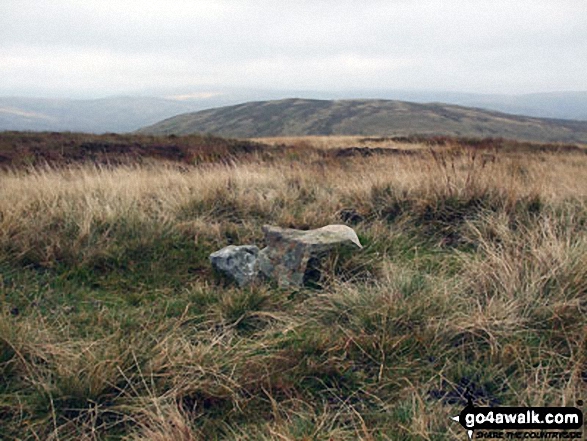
[1,0,586,98]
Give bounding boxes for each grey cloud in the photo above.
[0,0,585,96]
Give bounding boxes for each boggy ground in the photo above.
[0,133,586,440]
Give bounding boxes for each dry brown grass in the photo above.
[1,147,584,232]
[250,135,428,150]
[0,138,586,440]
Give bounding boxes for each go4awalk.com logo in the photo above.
[451,399,584,440]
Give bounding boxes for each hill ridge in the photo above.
[138,98,587,143]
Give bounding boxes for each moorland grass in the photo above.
[0,136,585,439]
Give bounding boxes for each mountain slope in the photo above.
[138,98,587,143]
[459,91,587,121]
[2,91,586,134]
[0,96,226,133]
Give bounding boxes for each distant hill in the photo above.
[138,98,587,143]
[457,91,587,121]
[352,91,587,121]
[0,96,226,133]
[2,90,586,134]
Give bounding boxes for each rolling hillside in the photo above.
[139,98,587,143]
[0,96,222,133]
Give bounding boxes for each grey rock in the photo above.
[258,224,362,287]
[209,245,260,286]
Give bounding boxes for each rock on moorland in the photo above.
[208,225,363,288]
[257,224,363,287]
[209,245,260,287]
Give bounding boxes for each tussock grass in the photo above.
[0,136,585,439]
